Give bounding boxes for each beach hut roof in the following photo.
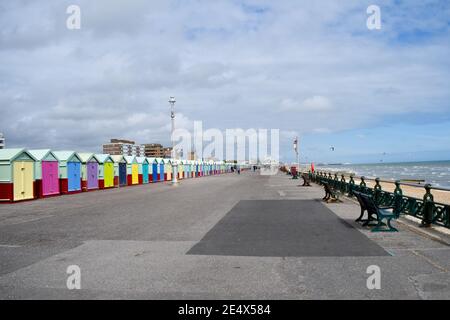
[124,155,136,164]
[135,156,148,164]
[110,155,125,163]
[94,154,114,164]
[155,157,165,164]
[53,151,82,162]
[28,149,57,161]
[77,152,99,163]
[146,157,157,163]
[0,148,37,163]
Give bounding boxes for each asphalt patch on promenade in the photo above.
[187,200,388,257]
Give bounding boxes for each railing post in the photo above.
[360,176,366,193]
[421,184,434,227]
[349,175,355,196]
[334,173,339,189]
[340,174,346,193]
[374,178,382,205]
[393,180,403,217]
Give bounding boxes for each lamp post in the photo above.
[169,96,178,184]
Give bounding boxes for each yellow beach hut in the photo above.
[0,149,36,202]
[124,156,139,185]
[95,154,115,189]
[165,159,172,181]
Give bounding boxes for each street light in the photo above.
[169,96,178,185]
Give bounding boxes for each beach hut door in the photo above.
[13,162,34,201]
[132,164,139,184]
[68,162,81,191]
[152,163,158,182]
[119,163,127,186]
[143,164,149,183]
[42,161,59,196]
[104,163,114,188]
[87,162,98,189]
[159,163,164,181]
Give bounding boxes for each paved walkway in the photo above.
[0,172,449,299]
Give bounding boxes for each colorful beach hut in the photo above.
[189,160,194,178]
[146,157,157,182]
[155,158,165,182]
[177,160,184,180]
[191,161,195,177]
[28,149,60,198]
[198,160,203,177]
[187,160,192,178]
[0,149,36,202]
[182,160,189,179]
[210,161,214,175]
[124,156,139,186]
[136,157,149,184]
[53,151,82,194]
[204,161,209,176]
[78,153,99,191]
[194,160,199,177]
[164,159,171,181]
[111,155,127,187]
[95,154,114,189]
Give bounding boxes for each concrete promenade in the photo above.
[0,171,449,299]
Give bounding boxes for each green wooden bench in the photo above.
[301,173,311,186]
[322,181,342,202]
[359,193,399,232]
[352,191,379,226]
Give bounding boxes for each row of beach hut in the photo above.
[0,149,236,203]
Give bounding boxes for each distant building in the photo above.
[163,147,172,158]
[103,139,145,156]
[143,143,166,158]
[0,133,4,149]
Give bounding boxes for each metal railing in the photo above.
[308,171,450,229]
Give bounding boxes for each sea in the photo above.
[314,160,450,188]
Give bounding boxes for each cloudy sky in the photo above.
[1,0,449,163]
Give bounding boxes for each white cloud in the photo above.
[0,0,449,155]
[279,96,332,117]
